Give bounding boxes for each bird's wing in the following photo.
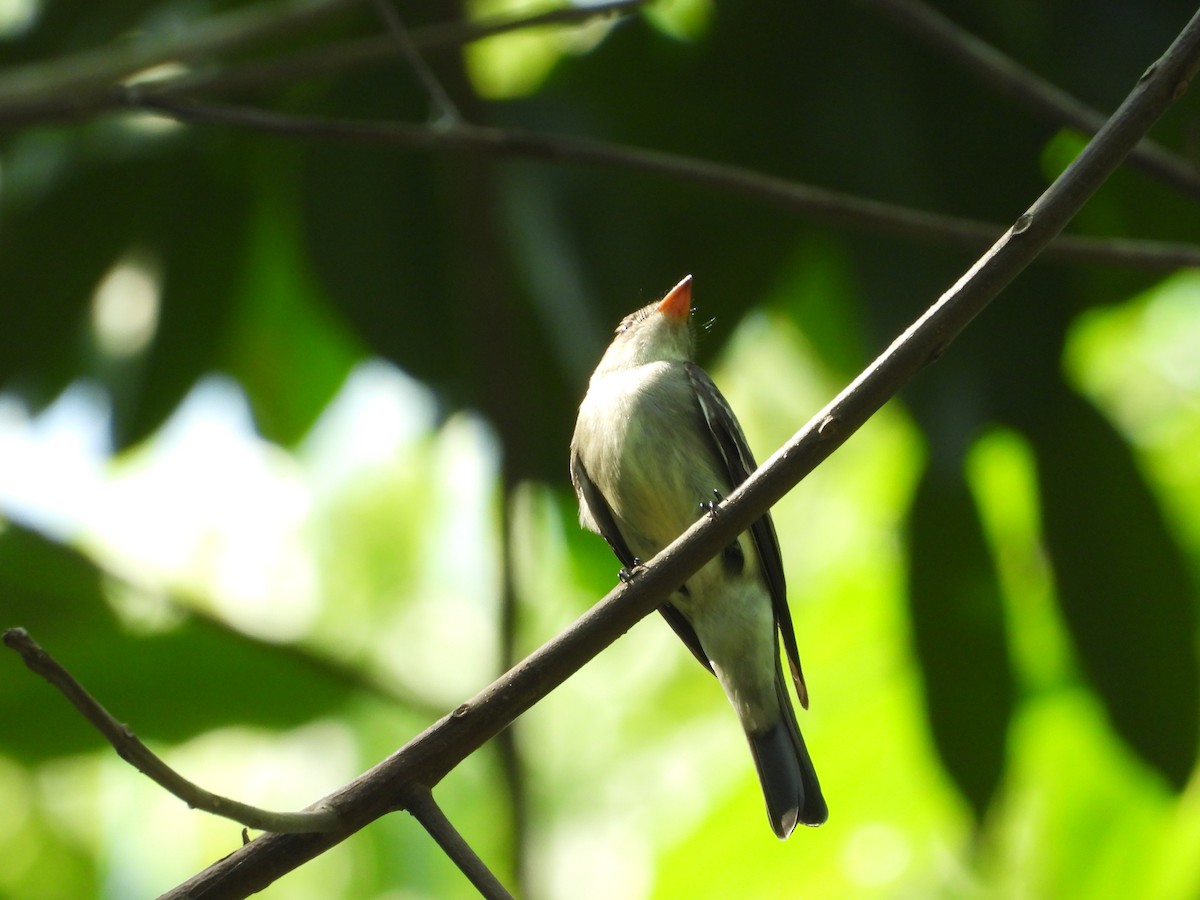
[571,451,714,673]
[685,362,809,709]
[571,451,637,570]
[657,601,714,674]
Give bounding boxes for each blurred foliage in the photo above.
[1,0,1199,897]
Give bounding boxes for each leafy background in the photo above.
[2,0,1199,896]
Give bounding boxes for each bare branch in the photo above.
[404,786,515,900]
[0,0,644,128]
[5,0,1191,271]
[857,0,1200,200]
[150,10,1200,897]
[0,0,361,126]
[124,93,1200,271]
[1,627,340,834]
[176,0,644,100]
[365,0,461,125]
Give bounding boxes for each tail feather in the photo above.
[746,674,827,838]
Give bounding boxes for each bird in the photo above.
[569,274,827,837]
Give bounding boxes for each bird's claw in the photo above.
[618,558,644,583]
[700,489,724,517]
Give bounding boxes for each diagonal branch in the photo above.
[2,624,514,891]
[122,93,1200,271]
[1,628,340,834]
[365,0,461,124]
[150,9,1200,898]
[404,786,515,900]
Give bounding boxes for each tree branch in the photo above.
[0,0,361,126]
[5,0,1192,270]
[365,0,461,124]
[122,93,1200,271]
[1,628,340,834]
[0,0,645,128]
[161,0,643,102]
[145,9,1200,897]
[404,786,515,900]
[857,0,1200,201]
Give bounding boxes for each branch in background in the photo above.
[2,625,514,893]
[404,786,515,900]
[365,0,461,124]
[0,0,645,127]
[124,93,1200,271]
[1,627,341,834]
[123,0,643,104]
[0,0,362,125]
[3,0,1190,270]
[140,11,1200,897]
[496,488,530,895]
[857,0,1200,200]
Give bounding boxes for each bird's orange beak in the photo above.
[657,275,693,322]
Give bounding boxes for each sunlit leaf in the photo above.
[1033,390,1199,788]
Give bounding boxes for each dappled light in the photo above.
[2,1,1199,897]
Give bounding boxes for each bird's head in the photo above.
[594,275,695,374]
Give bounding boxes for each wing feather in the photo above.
[685,363,809,708]
[571,451,714,673]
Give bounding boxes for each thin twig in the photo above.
[365,0,460,124]
[1,627,340,834]
[404,786,515,900]
[150,0,644,102]
[155,11,1200,897]
[124,93,1200,271]
[0,0,643,128]
[857,0,1200,200]
[0,0,362,126]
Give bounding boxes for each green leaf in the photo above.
[1034,390,1200,788]
[0,132,135,402]
[113,138,252,448]
[907,463,1014,819]
[0,525,356,761]
[225,147,364,446]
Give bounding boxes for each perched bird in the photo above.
[570,275,827,837]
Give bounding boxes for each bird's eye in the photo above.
[722,540,745,575]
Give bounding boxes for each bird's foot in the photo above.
[699,489,724,517]
[618,558,644,583]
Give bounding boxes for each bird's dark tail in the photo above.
[746,673,827,838]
